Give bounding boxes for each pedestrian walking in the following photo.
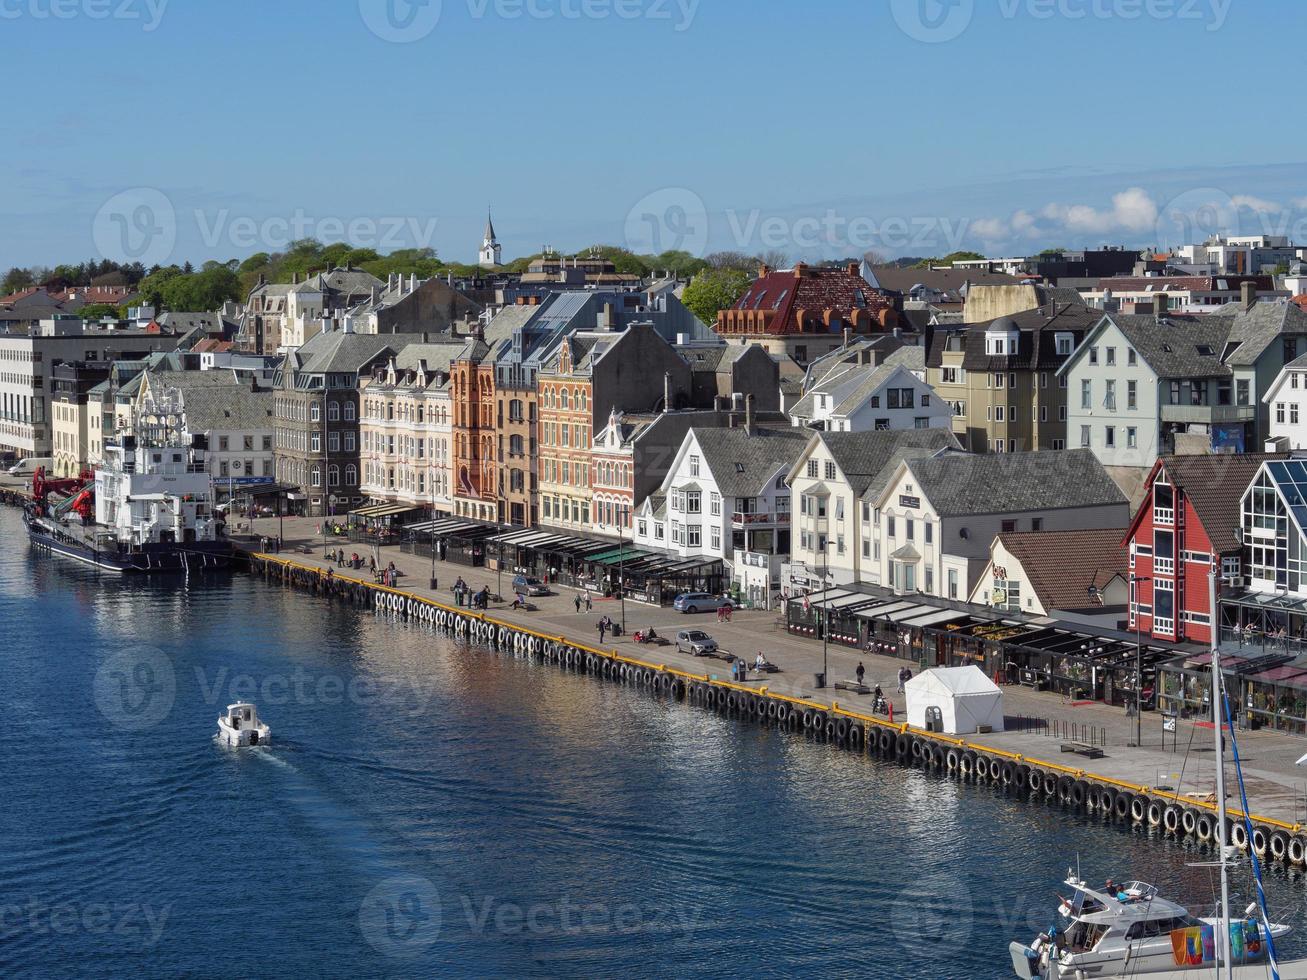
[574,594,582,614]
[856,661,866,687]
[597,619,607,644]
[584,592,592,612]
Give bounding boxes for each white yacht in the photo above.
[216,703,271,747]
[1010,873,1293,978]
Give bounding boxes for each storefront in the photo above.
[402,517,502,568]
[788,585,1187,707]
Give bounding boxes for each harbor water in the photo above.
[3,507,1307,979]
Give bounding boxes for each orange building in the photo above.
[450,336,497,522]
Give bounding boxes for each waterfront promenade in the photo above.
[237,515,1307,827]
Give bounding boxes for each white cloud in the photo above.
[1290,196,1307,210]
[970,217,1008,239]
[1039,187,1158,235]
[1231,194,1281,213]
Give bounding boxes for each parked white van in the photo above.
[7,457,54,477]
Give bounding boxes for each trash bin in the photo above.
[430,577,438,590]
[814,672,826,689]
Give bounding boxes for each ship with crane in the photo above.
[23,388,232,573]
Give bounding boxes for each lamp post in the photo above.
[820,542,830,688]
[1131,573,1152,747]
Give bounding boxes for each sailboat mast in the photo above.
[1210,570,1232,980]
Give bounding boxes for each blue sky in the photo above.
[4,0,1306,269]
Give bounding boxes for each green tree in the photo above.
[78,303,124,320]
[1,267,34,295]
[681,268,752,326]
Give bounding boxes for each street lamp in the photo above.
[820,540,830,688]
[1131,573,1152,747]
[618,519,627,634]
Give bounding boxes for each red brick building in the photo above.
[1124,454,1282,644]
[717,262,899,365]
[450,336,498,522]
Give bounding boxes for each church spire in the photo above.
[480,208,502,268]
[484,208,497,244]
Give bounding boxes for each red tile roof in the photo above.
[719,263,898,336]
[997,529,1127,613]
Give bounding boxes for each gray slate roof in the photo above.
[286,331,400,376]
[1217,301,1307,367]
[901,448,1127,517]
[814,428,960,497]
[1102,314,1232,379]
[690,427,810,498]
[145,370,274,432]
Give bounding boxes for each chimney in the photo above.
[759,263,771,278]
[371,286,381,303]
[1242,280,1257,310]
[847,262,859,276]
[409,273,417,292]
[842,326,851,349]
[663,371,672,414]
[745,393,755,435]
[1155,293,1169,318]
[599,302,616,331]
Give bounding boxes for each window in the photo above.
[310,433,321,453]
[1277,403,1286,425]
[310,403,320,422]
[1104,379,1116,410]
[1127,348,1137,367]
[994,373,1005,389]
[710,492,721,516]
[1127,427,1137,449]
[947,568,958,600]
[906,518,914,541]
[1105,347,1116,366]
[1089,347,1099,365]
[995,405,1005,422]
[710,526,720,550]
[686,491,701,514]
[1001,519,1017,533]
[687,526,701,548]
[886,515,896,538]
[638,519,648,537]
[1080,425,1091,448]
[689,454,700,476]
[924,522,933,544]
[327,401,340,421]
[1127,380,1137,410]
[941,367,962,384]
[1238,379,1250,406]
[825,461,836,479]
[1105,426,1115,449]
[1294,404,1301,426]
[1080,379,1091,410]
[807,459,818,478]
[1055,334,1073,356]
[1052,439,1065,450]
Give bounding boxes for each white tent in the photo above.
[904,665,1004,735]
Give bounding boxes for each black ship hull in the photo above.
[24,514,232,573]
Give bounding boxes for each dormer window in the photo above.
[1055,333,1074,357]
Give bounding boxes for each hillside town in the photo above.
[10,228,1307,733]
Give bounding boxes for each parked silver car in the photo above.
[675,629,718,656]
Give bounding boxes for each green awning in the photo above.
[593,547,653,566]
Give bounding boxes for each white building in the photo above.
[479,211,503,269]
[784,428,960,592]
[1265,353,1307,449]
[866,450,1129,600]
[787,362,951,432]
[135,370,275,503]
[634,425,808,600]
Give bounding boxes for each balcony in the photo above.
[1160,403,1255,425]
[732,511,790,527]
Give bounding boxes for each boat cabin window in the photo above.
[1066,922,1111,952]
[1125,916,1200,940]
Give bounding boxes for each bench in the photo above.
[834,680,871,695]
[1060,741,1105,759]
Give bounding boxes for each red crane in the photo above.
[31,466,94,521]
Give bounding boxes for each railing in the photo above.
[732,512,790,526]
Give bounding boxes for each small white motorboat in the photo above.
[216,702,271,747]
